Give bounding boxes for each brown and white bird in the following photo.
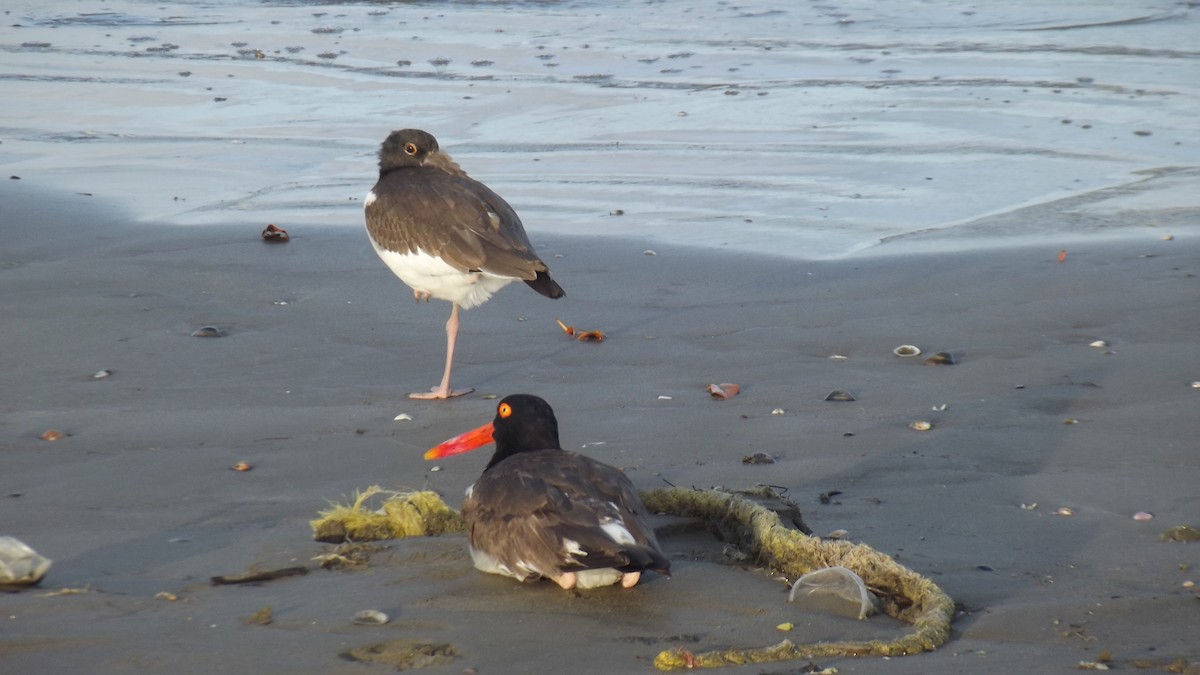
[424,394,671,589]
[364,129,565,399]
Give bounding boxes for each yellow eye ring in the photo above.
[404,143,418,155]
[498,403,512,418]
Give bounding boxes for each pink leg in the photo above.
[410,303,474,399]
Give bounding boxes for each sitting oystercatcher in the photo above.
[425,394,671,589]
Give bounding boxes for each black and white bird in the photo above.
[424,394,671,589]
[364,129,564,399]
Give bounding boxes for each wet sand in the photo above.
[3,0,1200,672]
[2,180,1198,674]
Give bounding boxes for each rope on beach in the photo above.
[638,487,954,670]
[310,486,954,670]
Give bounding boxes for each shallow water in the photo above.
[2,0,1197,258]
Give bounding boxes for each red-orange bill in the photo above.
[424,422,495,461]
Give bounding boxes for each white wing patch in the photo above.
[364,190,377,209]
[600,518,636,546]
[562,538,586,558]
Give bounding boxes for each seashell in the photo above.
[1132,511,1153,521]
[393,413,413,421]
[191,326,222,338]
[352,609,390,625]
[40,429,64,442]
[0,537,53,588]
[707,383,740,399]
[922,352,955,366]
[429,466,441,472]
[230,461,252,472]
[1089,340,1108,348]
[1063,418,1079,425]
[92,369,112,379]
[741,452,775,465]
[908,420,932,431]
[642,249,656,256]
[776,622,794,631]
[771,408,785,415]
[893,345,921,357]
[824,529,849,540]
[156,592,178,601]
[1190,381,1200,389]
[261,224,290,243]
[824,390,855,402]
[829,354,848,361]
[1055,507,1075,516]
[931,403,947,412]
[1021,503,1038,510]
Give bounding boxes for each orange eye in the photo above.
[498,403,512,418]
[404,143,418,155]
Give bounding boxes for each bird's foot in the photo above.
[620,572,642,588]
[552,572,578,590]
[411,290,432,303]
[408,386,474,400]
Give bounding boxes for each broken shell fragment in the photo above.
[191,326,222,338]
[825,529,849,540]
[1089,340,1108,348]
[908,420,932,431]
[1132,511,1154,521]
[1055,507,1075,516]
[824,390,856,402]
[40,429,64,442]
[92,369,112,379]
[352,609,390,625]
[0,537,53,588]
[230,461,252,472]
[923,352,955,366]
[261,223,290,242]
[893,345,921,357]
[707,383,740,399]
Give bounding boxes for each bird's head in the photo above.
[425,394,562,471]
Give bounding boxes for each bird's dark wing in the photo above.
[463,451,668,577]
[366,166,555,283]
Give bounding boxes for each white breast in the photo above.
[368,241,514,309]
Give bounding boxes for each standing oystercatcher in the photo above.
[425,394,671,589]
[364,129,564,399]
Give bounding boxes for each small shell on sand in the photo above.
[40,429,64,442]
[1132,511,1153,521]
[353,609,390,625]
[923,352,955,366]
[92,369,112,379]
[0,537,53,588]
[1089,340,1108,348]
[230,461,252,472]
[824,390,856,402]
[824,529,849,540]
[893,344,921,357]
[191,326,222,338]
[1055,507,1075,516]
[908,420,932,431]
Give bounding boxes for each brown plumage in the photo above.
[364,129,564,399]
[425,394,670,589]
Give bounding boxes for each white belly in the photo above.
[369,241,515,309]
